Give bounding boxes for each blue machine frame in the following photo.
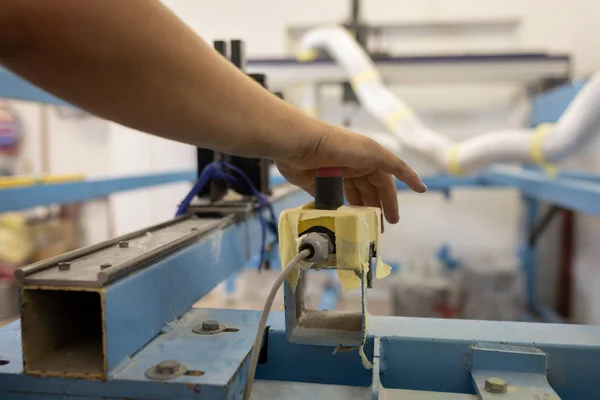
[2,69,600,399]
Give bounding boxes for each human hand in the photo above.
[275,125,427,224]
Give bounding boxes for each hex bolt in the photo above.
[58,262,71,271]
[118,240,129,248]
[202,320,220,331]
[156,360,181,375]
[485,377,508,394]
[100,263,112,270]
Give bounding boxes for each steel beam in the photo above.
[0,308,373,399]
[0,68,72,106]
[375,316,600,398]
[0,170,197,213]
[482,166,600,217]
[15,184,309,378]
[246,53,570,89]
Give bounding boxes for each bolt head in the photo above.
[58,262,71,271]
[118,240,129,248]
[100,263,112,270]
[202,320,220,331]
[156,360,180,375]
[485,377,508,393]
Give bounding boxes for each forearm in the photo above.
[0,0,322,159]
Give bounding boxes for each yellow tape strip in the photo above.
[40,174,85,184]
[0,176,36,189]
[531,123,558,178]
[297,49,318,62]
[384,108,413,130]
[448,144,464,176]
[351,69,379,88]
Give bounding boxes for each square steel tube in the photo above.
[18,186,308,378]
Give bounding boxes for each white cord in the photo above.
[243,249,311,400]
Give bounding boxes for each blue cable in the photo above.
[175,161,278,269]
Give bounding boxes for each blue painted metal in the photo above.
[0,170,196,213]
[482,167,600,217]
[375,316,600,398]
[531,79,585,126]
[471,343,559,399]
[224,272,237,295]
[520,195,539,310]
[102,188,307,372]
[0,310,374,399]
[257,313,374,387]
[534,303,565,324]
[0,68,72,106]
[0,309,257,399]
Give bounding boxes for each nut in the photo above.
[145,360,187,380]
[118,240,129,248]
[202,320,220,331]
[156,360,180,375]
[485,377,508,394]
[58,262,71,271]
[100,263,112,270]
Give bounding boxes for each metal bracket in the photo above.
[471,343,561,399]
[284,268,366,347]
[188,200,255,220]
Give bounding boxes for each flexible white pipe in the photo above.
[298,26,600,173]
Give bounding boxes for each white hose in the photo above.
[298,26,600,173]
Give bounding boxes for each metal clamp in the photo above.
[471,343,561,399]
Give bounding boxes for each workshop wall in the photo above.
[6,1,599,321]
[162,0,600,323]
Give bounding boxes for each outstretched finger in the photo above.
[378,146,426,193]
[368,171,399,223]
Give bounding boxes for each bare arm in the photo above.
[0,0,317,159]
[0,0,426,223]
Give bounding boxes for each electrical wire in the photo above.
[242,248,311,400]
[175,161,278,269]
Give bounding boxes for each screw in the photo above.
[58,262,71,271]
[100,263,112,270]
[202,320,220,331]
[118,240,129,248]
[156,360,181,375]
[485,377,508,394]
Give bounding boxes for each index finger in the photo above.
[378,146,427,193]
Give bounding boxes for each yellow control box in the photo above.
[278,202,391,292]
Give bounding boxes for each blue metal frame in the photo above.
[0,170,197,213]
[0,68,72,107]
[102,188,308,372]
[2,307,599,399]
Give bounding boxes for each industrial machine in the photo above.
[1,159,599,399]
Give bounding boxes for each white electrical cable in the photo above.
[298,26,600,174]
[242,249,311,400]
